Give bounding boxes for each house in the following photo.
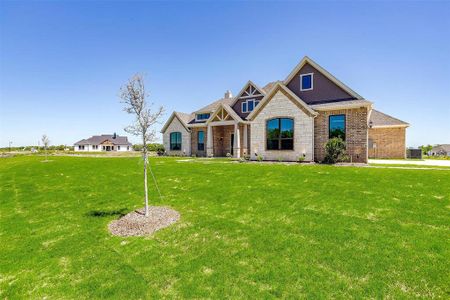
[74,133,132,151]
[161,56,409,162]
[429,144,450,156]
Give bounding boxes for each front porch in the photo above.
[205,122,249,158]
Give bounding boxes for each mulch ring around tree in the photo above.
[108,206,180,237]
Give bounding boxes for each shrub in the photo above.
[323,138,348,164]
[256,154,264,162]
[226,152,232,158]
[243,155,250,161]
[298,156,305,163]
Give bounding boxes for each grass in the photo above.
[1,156,449,298]
[369,163,450,169]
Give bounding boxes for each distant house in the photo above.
[430,144,450,156]
[74,133,132,151]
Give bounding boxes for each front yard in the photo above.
[0,156,448,298]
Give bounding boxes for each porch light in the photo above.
[369,120,373,128]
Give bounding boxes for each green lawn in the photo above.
[1,156,449,298]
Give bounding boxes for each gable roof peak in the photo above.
[284,56,363,100]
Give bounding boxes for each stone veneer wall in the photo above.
[368,127,406,159]
[162,116,191,156]
[190,127,207,157]
[314,107,368,163]
[250,90,314,161]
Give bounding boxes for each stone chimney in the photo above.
[224,90,233,99]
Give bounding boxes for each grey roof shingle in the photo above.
[195,97,234,113]
[369,109,409,127]
[74,134,131,146]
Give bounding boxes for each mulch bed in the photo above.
[108,206,180,237]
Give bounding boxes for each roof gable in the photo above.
[206,103,243,124]
[247,82,317,120]
[284,56,362,101]
[161,112,191,133]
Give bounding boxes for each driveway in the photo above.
[369,159,450,167]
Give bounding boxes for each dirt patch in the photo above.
[108,206,180,237]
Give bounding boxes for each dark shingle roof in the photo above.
[74,134,131,146]
[369,109,409,127]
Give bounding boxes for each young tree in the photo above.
[120,74,164,217]
[41,134,50,161]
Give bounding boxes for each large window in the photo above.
[329,114,346,140]
[300,73,313,91]
[266,118,294,150]
[170,132,182,150]
[198,131,205,151]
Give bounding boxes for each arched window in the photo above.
[266,118,294,150]
[170,132,182,150]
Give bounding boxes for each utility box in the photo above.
[407,148,422,159]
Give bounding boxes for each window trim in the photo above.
[265,117,295,151]
[328,114,346,141]
[170,132,182,151]
[241,98,260,113]
[197,130,205,151]
[300,73,314,91]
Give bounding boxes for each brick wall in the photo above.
[368,127,406,159]
[191,127,207,157]
[314,107,368,163]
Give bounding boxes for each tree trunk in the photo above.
[143,139,149,217]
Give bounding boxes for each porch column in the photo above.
[206,125,213,157]
[242,124,248,155]
[234,123,241,158]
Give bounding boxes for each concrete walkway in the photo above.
[369,159,450,167]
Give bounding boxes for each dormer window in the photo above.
[196,113,210,121]
[300,73,313,91]
[242,99,260,113]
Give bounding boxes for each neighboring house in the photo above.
[429,144,450,156]
[161,56,409,162]
[74,133,132,151]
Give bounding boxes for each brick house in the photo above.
[161,56,409,162]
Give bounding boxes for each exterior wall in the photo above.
[286,63,355,104]
[191,127,208,157]
[314,107,369,163]
[368,127,406,159]
[163,117,191,156]
[231,94,264,119]
[250,90,314,161]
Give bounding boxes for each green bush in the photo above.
[133,143,165,154]
[323,138,348,164]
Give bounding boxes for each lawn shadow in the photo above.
[85,208,128,218]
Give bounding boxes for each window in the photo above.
[170,132,182,150]
[196,113,210,121]
[266,118,294,150]
[92,145,98,150]
[79,145,85,150]
[329,114,346,140]
[242,102,247,113]
[118,146,121,150]
[127,146,130,151]
[242,99,259,113]
[300,73,313,91]
[197,131,205,151]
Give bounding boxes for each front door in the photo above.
[230,134,234,156]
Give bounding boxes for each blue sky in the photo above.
[1,1,449,147]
